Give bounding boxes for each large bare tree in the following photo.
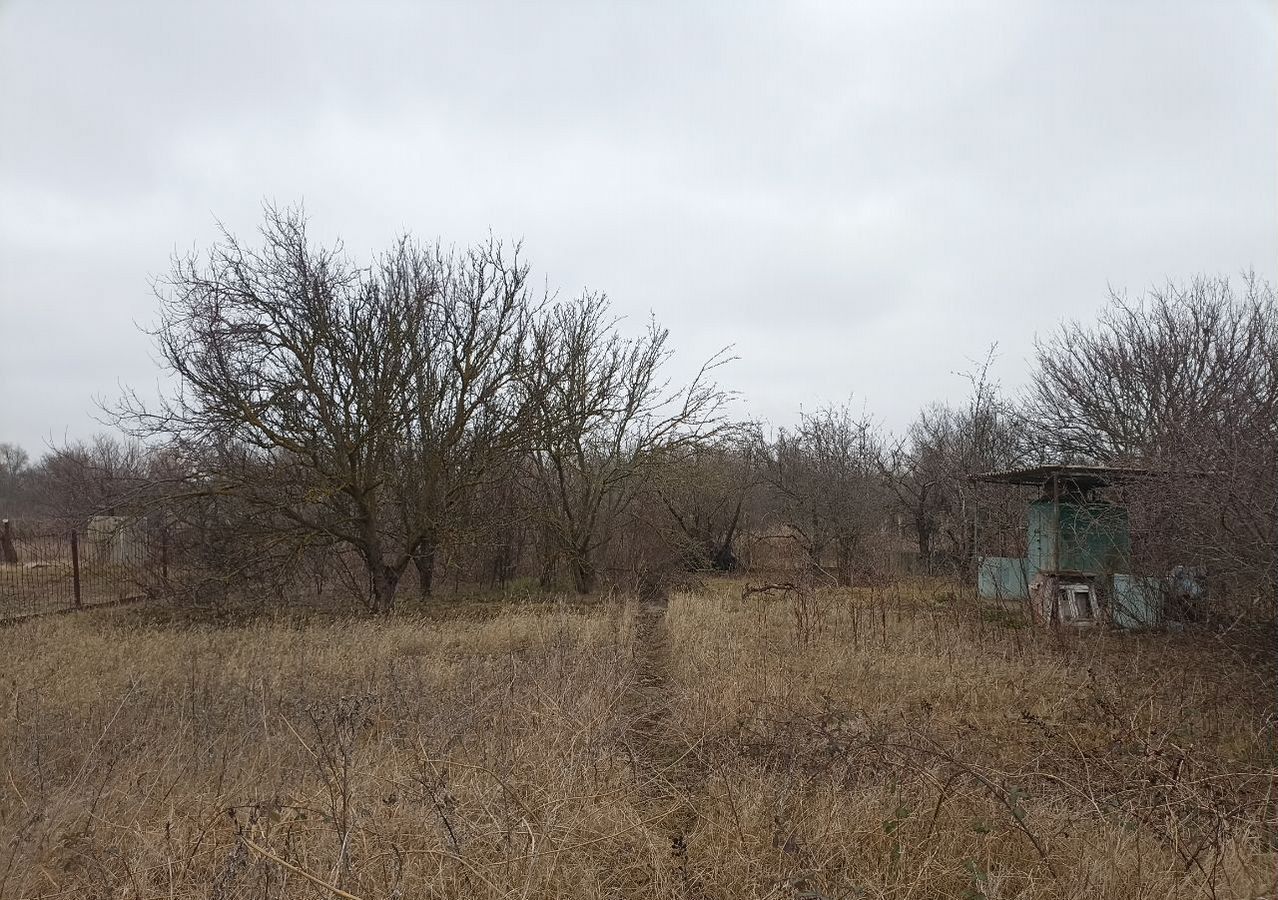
[387,237,536,598]
[1025,274,1278,608]
[117,206,534,612]
[524,294,730,593]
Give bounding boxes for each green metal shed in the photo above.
[972,465,1159,627]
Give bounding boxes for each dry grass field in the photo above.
[0,580,1273,899]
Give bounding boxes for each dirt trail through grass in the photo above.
[624,596,707,893]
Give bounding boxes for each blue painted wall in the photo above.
[978,556,1031,599]
[1027,500,1130,574]
[1112,574,1164,628]
[978,498,1160,626]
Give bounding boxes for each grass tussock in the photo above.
[0,581,1273,899]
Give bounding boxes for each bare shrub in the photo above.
[763,402,888,586]
[1026,274,1277,615]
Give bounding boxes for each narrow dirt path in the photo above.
[622,595,706,894]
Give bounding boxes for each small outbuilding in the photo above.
[85,515,143,565]
[972,465,1166,628]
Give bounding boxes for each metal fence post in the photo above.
[70,529,83,608]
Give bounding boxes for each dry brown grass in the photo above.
[664,581,1277,899]
[0,600,663,899]
[0,581,1273,899]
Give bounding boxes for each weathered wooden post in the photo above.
[70,529,82,608]
[0,519,17,565]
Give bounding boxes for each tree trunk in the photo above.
[710,538,738,572]
[835,538,853,587]
[807,541,825,578]
[369,561,401,614]
[712,500,743,572]
[538,522,559,590]
[916,520,933,575]
[570,553,596,594]
[414,543,436,600]
[490,541,514,588]
[539,549,557,590]
[916,521,931,559]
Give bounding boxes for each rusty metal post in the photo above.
[70,529,83,608]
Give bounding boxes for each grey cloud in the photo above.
[1,0,1273,452]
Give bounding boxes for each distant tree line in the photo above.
[2,208,1273,615]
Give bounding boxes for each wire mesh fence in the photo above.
[0,519,167,620]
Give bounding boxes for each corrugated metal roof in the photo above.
[969,465,1155,488]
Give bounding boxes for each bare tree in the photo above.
[116,206,535,613]
[524,294,730,593]
[649,427,762,573]
[0,442,29,515]
[388,237,536,599]
[765,402,886,586]
[877,348,1026,575]
[1026,274,1275,460]
[34,434,149,525]
[1025,274,1278,608]
[878,417,947,569]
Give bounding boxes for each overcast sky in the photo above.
[1,1,1274,455]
